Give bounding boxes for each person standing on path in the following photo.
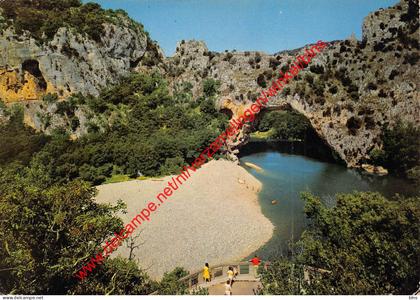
[227,266,235,286]
[250,254,262,266]
[224,280,232,295]
[249,255,261,277]
[233,266,238,279]
[203,263,211,283]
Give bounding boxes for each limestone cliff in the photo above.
[165,0,419,168]
[0,0,418,170]
[0,11,163,103]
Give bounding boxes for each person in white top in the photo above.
[224,280,232,295]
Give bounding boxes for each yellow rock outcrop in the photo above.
[220,97,247,118]
[0,68,57,102]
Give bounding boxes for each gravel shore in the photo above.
[96,159,274,279]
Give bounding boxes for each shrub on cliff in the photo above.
[199,98,217,116]
[346,116,362,135]
[328,85,338,94]
[43,93,59,104]
[309,64,324,74]
[0,0,148,43]
[256,74,267,88]
[202,78,220,97]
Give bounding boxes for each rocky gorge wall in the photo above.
[0,12,163,103]
[165,0,419,168]
[0,0,418,170]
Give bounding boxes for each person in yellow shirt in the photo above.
[203,263,211,283]
[227,266,234,286]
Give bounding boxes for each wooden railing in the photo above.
[179,261,259,288]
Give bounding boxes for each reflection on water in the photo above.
[240,143,417,259]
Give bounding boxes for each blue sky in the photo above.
[89,0,398,56]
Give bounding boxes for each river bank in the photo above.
[239,142,418,259]
[95,159,274,279]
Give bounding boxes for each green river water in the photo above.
[239,141,418,260]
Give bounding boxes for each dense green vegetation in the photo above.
[0,163,139,294]
[0,72,309,295]
[0,0,418,296]
[261,192,420,295]
[0,68,417,297]
[259,191,420,295]
[0,106,48,166]
[1,75,418,297]
[0,163,208,294]
[253,110,312,141]
[156,267,208,295]
[0,72,228,186]
[2,158,417,294]
[0,0,148,42]
[370,120,420,181]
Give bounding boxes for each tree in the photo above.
[259,191,420,295]
[0,164,153,294]
[1,70,229,186]
[199,98,217,116]
[156,267,189,295]
[125,233,144,261]
[258,259,305,295]
[257,110,311,141]
[0,106,48,166]
[0,0,147,43]
[372,120,420,178]
[71,257,155,295]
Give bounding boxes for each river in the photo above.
[239,141,418,259]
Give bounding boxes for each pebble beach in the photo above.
[95,159,274,279]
